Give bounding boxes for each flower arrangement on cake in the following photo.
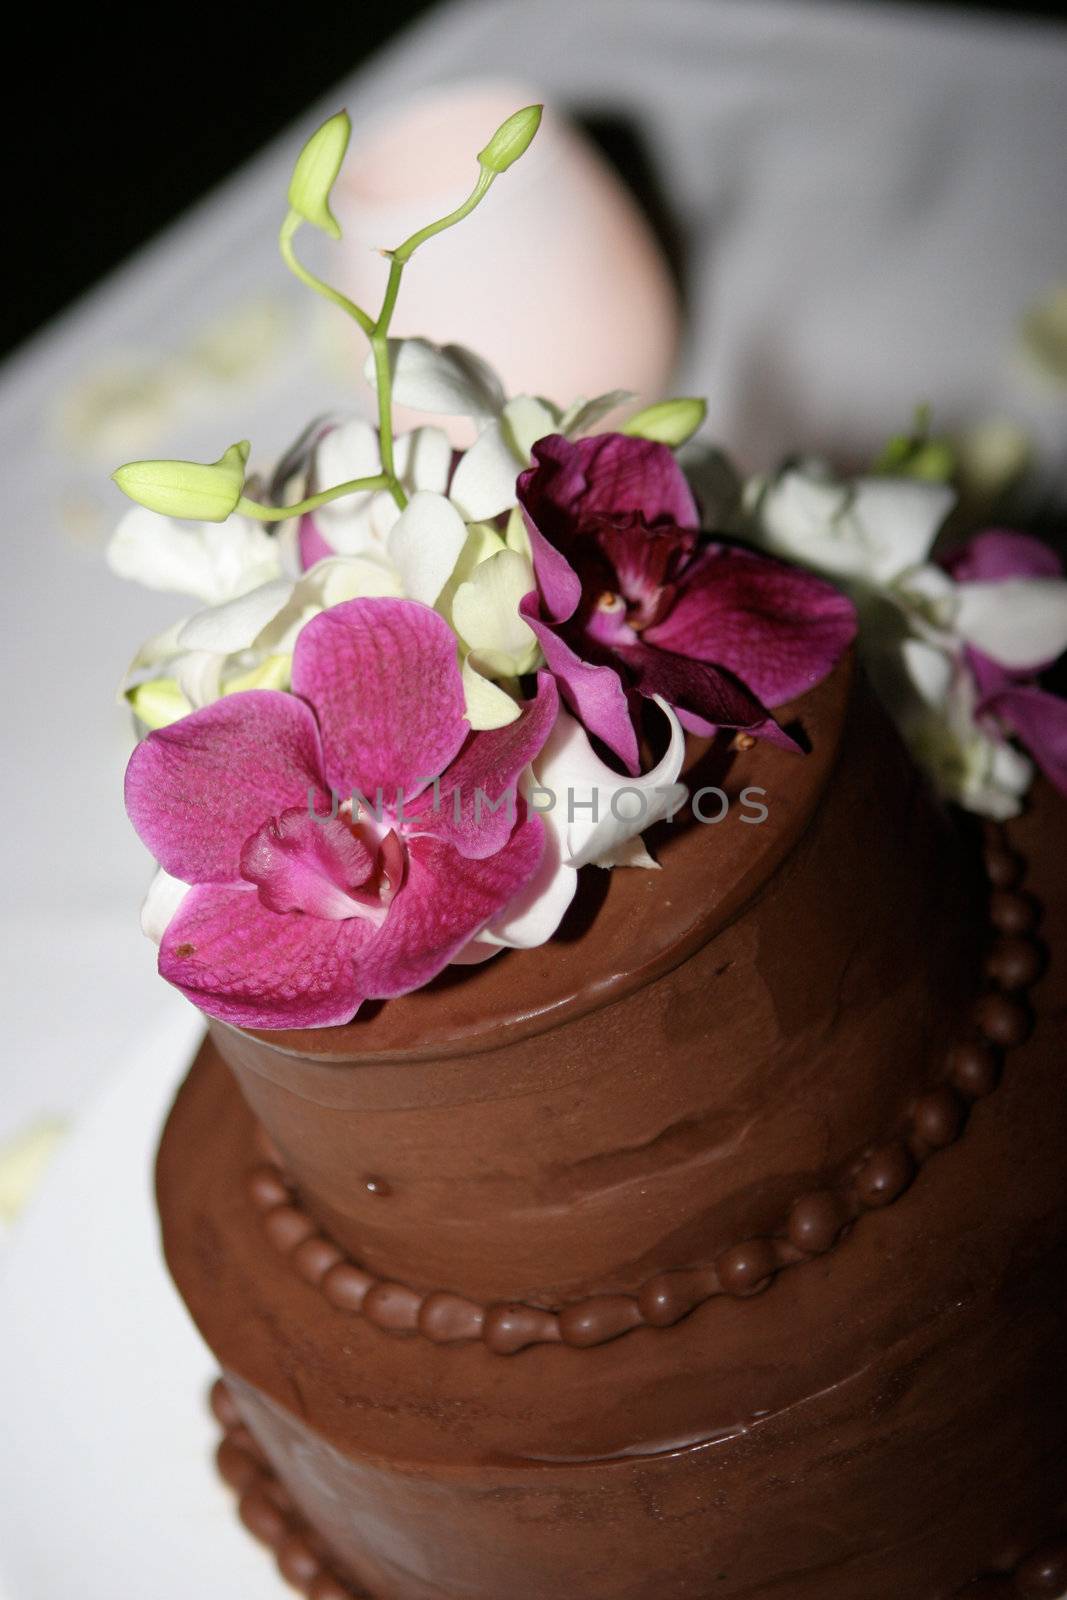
[110,105,1067,1031]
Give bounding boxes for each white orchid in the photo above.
[363,336,631,520]
[891,640,1033,820]
[462,700,688,958]
[743,463,956,592]
[108,503,288,603]
[743,461,1067,817]
[110,424,473,728]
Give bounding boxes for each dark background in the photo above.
[3,0,1061,361]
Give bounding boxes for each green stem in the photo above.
[278,211,375,336]
[370,256,407,511]
[390,168,495,264]
[367,168,496,513]
[237,473,389,523]
[275,166,501,523]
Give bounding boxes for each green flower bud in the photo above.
[622,397,707,447]
[287,111,351,239]
[112,440,251,521]
[126,679,192,730]
[477,105,543,175]
[873,407,955,484]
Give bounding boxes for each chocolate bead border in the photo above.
[246,823,1046,1356]
[209,1379,1067,1600]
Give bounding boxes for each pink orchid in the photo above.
[125,598,556,1029]
[941,530,1067,797]
[517,434,856,773]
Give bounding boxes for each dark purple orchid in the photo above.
[125,598,556,1029]
[517,434,857,773]
[941,530,1067,796]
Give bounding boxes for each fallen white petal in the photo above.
[0,1118,68,1225]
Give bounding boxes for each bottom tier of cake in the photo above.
[207,1378,1066,1600]
[157,796,1067,1600]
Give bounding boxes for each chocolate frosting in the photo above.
[205,662,984,1303]
[156,662,1067,1598]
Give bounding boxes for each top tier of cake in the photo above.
[208,656,983,1303]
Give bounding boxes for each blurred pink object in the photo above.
[332,80,681,441]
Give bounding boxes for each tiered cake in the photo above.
[156,659,1067,1599]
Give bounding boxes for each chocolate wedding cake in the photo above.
[111,107,1067,1599]
[156,664,1067,1600]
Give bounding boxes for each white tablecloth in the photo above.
[1,0,1064,1151]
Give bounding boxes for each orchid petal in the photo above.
[224,654,292,694]
[462,656,521,730]
[386,491,469,606]
[521,433,699,539]
[449,419,523,520]
[291,598,467,800]
[452,549,539,670]
[520,597,640,774]
[472,810,578,950]
[140,867,191,944]
[617,639,782,738]
[559,390,634,437]
[311,419,384,554]
[942,529,1063,584]
[521,516,583,624]
[107,507,282,603]
[363,338,506,418]
[124,617,190,679]
[644,550,857,707]
[533,701,686,871]
[240,809,378,921]
[0,1120,67,1225]
[175,649,225,708]
[501,395,561,461]
[125,689,328,883]
[901,638,954,709]
[846,477,956,582]
[436,521,507,630]
[299,513,333,569]
[954,578,1067,671]
[159,882,368,1028]
[981,683,1067,796]
[394,425,453,496]
[749,466,954,587]
[301,554,401,608]
[177,578,294,653]
[348,821,544,998]
[409,674,558,859]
